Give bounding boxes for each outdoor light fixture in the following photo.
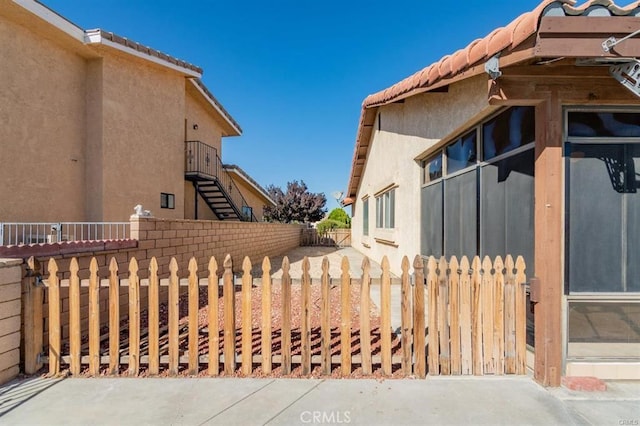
[193,124,198,130]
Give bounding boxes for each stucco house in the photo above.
[1,0,269,224]
[344,0,640,384]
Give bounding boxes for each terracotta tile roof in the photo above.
[344,0,640,203]
[87,29,203,75]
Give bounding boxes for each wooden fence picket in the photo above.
[107,258,119,375]
[301,257,312,375]
[69,258,80,376]
[449,256,461,375]
[261,257,272,374]
[504,255,516,374]
[360,257,372,376]
[481,256,494,375]
[148,257,160,376]
[380,256,392,376]
[459,256,472,375]
[437,257,450,375]
[281,257,292,374]
[168,258,180,376]
[340,257,351,376]
[223,254,235,374]
[128,257,140,376]
[412,255,426,379]
[320,257,331,375]
[188,258,200,375]
[471,256,482,375]
[241,257,253,375]
[400,256,412,376]
[493,256,505,375]
[427,256,439,375]
[47,258,60,376]
[88,258,100,377]
[208,257,220,376]
[515,256,527,374]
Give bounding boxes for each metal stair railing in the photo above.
[212,154,258,222]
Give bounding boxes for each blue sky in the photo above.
[43,0,548,211]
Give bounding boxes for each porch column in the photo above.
[533,95,563,387]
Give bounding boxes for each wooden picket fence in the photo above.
[301,228,351,247]
[40,254,527,378]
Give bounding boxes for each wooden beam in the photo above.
[533,96,563,387]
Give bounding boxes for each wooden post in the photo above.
[69,258,81,376]
[168,258,180,376]
[413,255,426,379]
[459,256,472,375]
[241,256,253,375]
[108,258,119,375]
[128,257,140,376]
[360,257,372,376]
[471,256,483,375]
[380,256,392,376]
[493,256,505,375]
[301,257,311,376]
[504,255,516,374]
[281,257,292,375]
[449,256,461,375]
[320,257,331,375]
[340,256,351,377]
[534,97,563,386]
[481,256,494,375]
[515,256,527,375]
[148,257,160,376]
[400,256,412,376]
[437,257,450,375]
[223,254,236,374]
[427,256,439,375]
[208,257,220,376]
[188,257,200,375]
[23,257,43,375]
[261,257,272,374]
[88,258,100,377]
[47,259,60,376]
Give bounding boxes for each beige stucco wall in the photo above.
[98,50,186,221]
[229,173,271,222]
[0,12,87,222]
[350,75,490,275]
[185,83,223,155]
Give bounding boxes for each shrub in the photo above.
[316,219,349,234]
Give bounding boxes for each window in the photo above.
[242,206,253,220]
[423,152,443,184]
[568,111,640,137]
[161,193,175,209]
[482,106,535,160]
[446,130,477,174]
[362,198,369,236]
[375,188,395,229]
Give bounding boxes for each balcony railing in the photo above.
[185,140,218,179]
[0,222,130,246]
[185,141,257,221]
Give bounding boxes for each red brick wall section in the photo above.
[0,259,22,384]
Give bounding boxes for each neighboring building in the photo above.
[0,0,263,224]
[344,0,640,384]
[223,164,276,222]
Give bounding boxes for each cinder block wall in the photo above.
[0,259,22,384]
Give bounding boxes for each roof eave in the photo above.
[189,79,242,137]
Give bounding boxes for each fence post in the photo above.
[0,223,4,245]
[23,256,43,374]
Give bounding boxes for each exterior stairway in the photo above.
[184,141,257,221]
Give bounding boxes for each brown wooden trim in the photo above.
[539,16,640,36]
[373,183,398,197]
[374,238,398,248]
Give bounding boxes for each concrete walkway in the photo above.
[1,376,638,425]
